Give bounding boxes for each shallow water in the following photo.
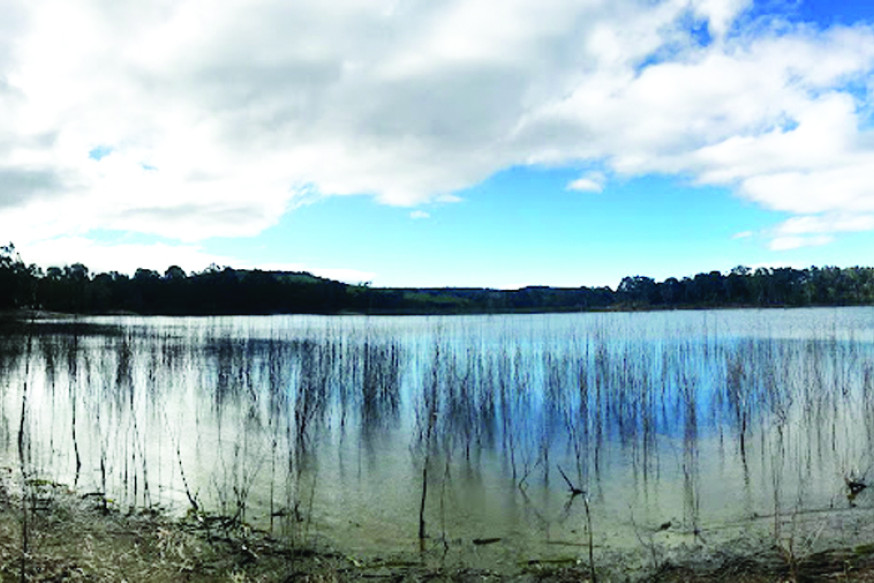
[2,308,874,569]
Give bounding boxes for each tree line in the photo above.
[1,243,873,315]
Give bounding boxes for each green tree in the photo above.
[618,275,657,306]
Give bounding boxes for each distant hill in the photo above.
[2,244,873,315]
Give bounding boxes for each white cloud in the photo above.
[737,213,874,252]
[410,210,430,219]
[775,214,874,235]
[567,171,606,193]
[3,0,874,260]
[769,235,834,251]
[690,0,751,39]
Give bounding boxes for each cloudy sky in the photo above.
[3,0,874,288]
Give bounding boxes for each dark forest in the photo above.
[2,243,873,315]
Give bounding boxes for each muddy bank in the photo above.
[1,477,874,581]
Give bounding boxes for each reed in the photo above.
[0,309,871,577]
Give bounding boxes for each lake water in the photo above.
[2,308,874,571]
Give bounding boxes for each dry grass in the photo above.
[0,477,314,582]
[0,478,874,581]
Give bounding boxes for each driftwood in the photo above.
[556,465,584,497]
[556,465,596,583]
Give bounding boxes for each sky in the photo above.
[3,0,874,289]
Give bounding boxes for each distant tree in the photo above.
[751,267,772,305]
[692,271,726,304]
[65,263,90,282]
[618,275,658,306]
[164,265,187,280]
[91,272,115,311]
[726,266,751,304]
[134,268,159,281]
[659,277,683,305]
[0,242,18,268]
[771,267,804,305]
[0,243,29,308]
[8,239,874,315]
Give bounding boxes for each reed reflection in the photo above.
[0,310,872,566]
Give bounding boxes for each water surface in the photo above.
[2,308,874,569]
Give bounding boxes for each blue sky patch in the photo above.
[88,145,114,161]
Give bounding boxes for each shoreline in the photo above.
[1,474,874,581]
[2,304,870,323]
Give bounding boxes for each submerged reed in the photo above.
[0,309,870,574]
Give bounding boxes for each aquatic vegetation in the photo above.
[0,309,873,576]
